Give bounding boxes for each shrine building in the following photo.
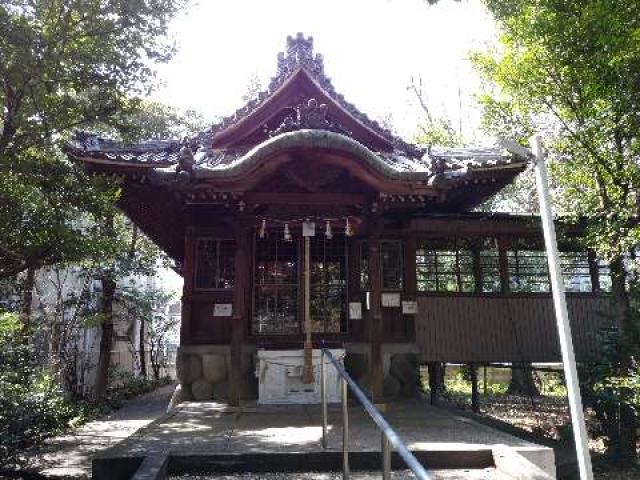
[66,34,612,406]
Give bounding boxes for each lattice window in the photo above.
[508,250,550,293]
[380,240,403,290]
[416,240,474,293]
[194,238,235,290]
[253,235,299,335]
[560,251,592,292]
[480,246,501,293]
[310,235,347,333]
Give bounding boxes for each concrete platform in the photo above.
[94,400,556,479]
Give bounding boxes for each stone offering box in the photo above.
[257,349,344,404]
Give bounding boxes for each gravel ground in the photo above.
[442,391,640,479]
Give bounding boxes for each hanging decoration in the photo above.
[325,220,333,239]
[345,217,354,237]
[302,220,316,237]
[259,219,267,239]
[256,216,358,238]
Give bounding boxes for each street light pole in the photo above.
[500,136,594,480]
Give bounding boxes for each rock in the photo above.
[202,354,227,384]
[191,379,214,401]
[212,380,229,401]
[176,352,202,384]
[389,353,420,396]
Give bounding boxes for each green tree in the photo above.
[472,0,640,462]
[90,102,205,399]
[0,0,186,316]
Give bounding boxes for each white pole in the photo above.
[531,135,593,480]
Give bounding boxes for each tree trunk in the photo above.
[610,256,631,345]
[470,363,480,413]
[138,317,146,379]
[607,256,637,463]
[93,274,116,400]
[507,362,539,397]
[428,361,447,405]
[19,265,36,327]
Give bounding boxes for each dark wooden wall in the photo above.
[415,293,614,363]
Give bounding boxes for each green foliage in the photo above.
[473,0,640,258]
[0,0,187,278]
[538,372,567,398]
[415,117,462,147]
[118,283,178,379]
[472,0,640,460]
[103,369,171,410]
[0,313,87,466]
[101,99,210,144]
[579,305,640,461]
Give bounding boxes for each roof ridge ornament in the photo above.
[275,33,325,80]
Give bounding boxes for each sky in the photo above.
[150,0,497,143]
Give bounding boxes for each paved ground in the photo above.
[25,384,175,479]
[100,400,554,477]
[24,394,554,479]
[110,401,537,456]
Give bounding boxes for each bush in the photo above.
[0,313,87,467]
[579,317,640,463]
[100,369,171,411]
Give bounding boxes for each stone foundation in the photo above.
[172,345,257,404]
[344,344,421,399]
[171,344,420,406]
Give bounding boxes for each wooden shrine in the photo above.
[66,34,613,405]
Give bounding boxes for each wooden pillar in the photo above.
[497,238,511,294]
[470,244,482,413]
[347,238,362,340]
[368,229,384,404]
[180,227,195,345]
[229,220,252,407]
[403,234,417,339]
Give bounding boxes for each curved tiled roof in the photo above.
[67,129,524,185]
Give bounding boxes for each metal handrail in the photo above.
[320,348,432,480]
